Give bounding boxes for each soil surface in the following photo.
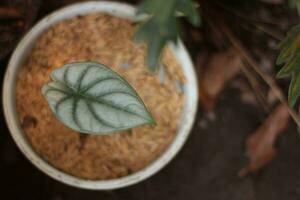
[1,0,300,200]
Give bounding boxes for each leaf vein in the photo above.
[95,90,137,99]
[73,98,83,129]
[77,65,99,91]
[88,98,148,121]
[86,102,116,128]
[80,77,121,93]
[54,96,71,114]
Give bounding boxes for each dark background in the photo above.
[1,1,300,200]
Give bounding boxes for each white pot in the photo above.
[3,1,198,190]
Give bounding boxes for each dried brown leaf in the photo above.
[198,48,242,110]
[239,104,290,177]
[230,79,259,106]
[0,7,21,19]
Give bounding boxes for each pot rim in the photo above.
[2,1,198,190]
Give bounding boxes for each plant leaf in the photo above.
[42,62,155,135]
[238,104,289,177]
[288,71,300,107]
[198,49,242,110]
[276,24,300,107]
[177,0,201,27]
[135,0,200,71]
[277,49,300,78]
[289,0,300,12]
[276,25,300,65]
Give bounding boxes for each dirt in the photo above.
[15,13,185,180]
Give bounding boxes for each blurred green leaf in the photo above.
[289,0,300,11]
[277,24,300,107]
[135,0,200,71]
[177,0,201,26]
[288,72,300,107]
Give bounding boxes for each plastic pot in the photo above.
[3,1,198,190]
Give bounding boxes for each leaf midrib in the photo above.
[49,86,150,122]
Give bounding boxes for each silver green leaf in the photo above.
[42,62,155,135]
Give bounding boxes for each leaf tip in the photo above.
[276,70,286,79]
[191,16,201,27]
[147,115,157,126]
[41,84,49,97]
